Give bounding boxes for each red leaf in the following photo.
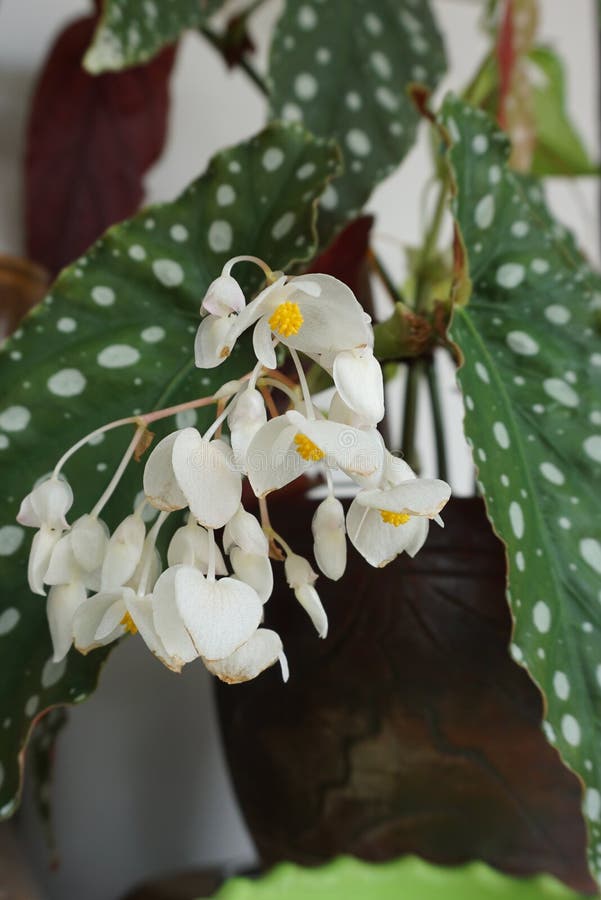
[25,15,176,276]
[307,215,374,311]
[497,0,515,130]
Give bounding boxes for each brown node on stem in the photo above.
[133,427,155,462]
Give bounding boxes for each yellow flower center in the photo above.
[294,432,325,462]
[379,509,411,527]
[120,612,138,635]
[268,301,304,338]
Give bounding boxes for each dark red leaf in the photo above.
[25,15,176,276]
[307,215,374,310]
[497,0,515,129]
[217,497,595,894]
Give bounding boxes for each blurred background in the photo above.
[0,1,599,897]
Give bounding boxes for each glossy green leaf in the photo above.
[204,856,588,900]
[268,0,446,244]
[442,95,601,879]
[0,121,339,819]
[84,0,223,73]
[528,47,599,177]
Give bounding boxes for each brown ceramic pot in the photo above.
[216,497,594,893]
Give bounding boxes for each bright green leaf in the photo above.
[268,0,446,244]
[0,121,339,819]
[528,47,599,177]
[205,856,588,900]
[442,95,601,879]
[84,0,223,73]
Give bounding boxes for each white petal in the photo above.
[72,591,126,652]
[172,431,242,529]
[143,430,188,512]
[228,389,267,467]
[174,568,262,660]
[205,628,283,683]
[223,506,268,556]
[312,496,347,581]
[194,314,235,368]
[246,417,311,497]
[28,526,61,595]
[152,566,198,665]
[346,500,429,567]
[281,275,372,368]
[328,391,372,430]
[167,522,227,575]
[252,317,277,369]
[45,533,80,586]
[333,347,384,424]
[127,542,163,593]
[100,514,145,591]
[286,411,384,485]
[295,583,328,638]
[201,274,245,317]
[95,593,129,641]
[284,552,318,589]
[230,548,273,603]
[19,479,73,530]
[125,594,184,672]
[70,515,109,572]
[383,451,416,486]
[47,582,87,661]
[357,478,451,518]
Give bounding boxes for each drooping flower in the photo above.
[347,454,451,568]
[311,496,347,581]
[284,552,328,638]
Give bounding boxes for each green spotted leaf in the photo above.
[442,95,601,879]
[268,0,446,244]
[205,856,588,900]
[84,0,223,73]
[0,121,339,819]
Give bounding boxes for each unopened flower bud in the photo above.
[201,274,245,317]
[312,496,347,581]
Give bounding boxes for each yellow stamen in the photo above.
[294,432,325,462]
[120,612,138,635]
[268,301,304,338]
[379,509,411,527]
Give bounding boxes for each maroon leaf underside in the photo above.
[307,215,374,311]
[25,15,176,276]
[217,497,595,894]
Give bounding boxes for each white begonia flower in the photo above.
[246,410,383,498]
[44,531,100,661]
[73,586,184,671]
[346,453,451,568]
[18,477,75,595]
[223,506,269,556]
[70,515,110,573]
[332,346,384,425]
[230,546,273,604]
[100,513,146,592]
[167,517,227,576]
[17,477,73,531]
[145,427,241,529]
[195,274,372,371]
[311,496,347,581]
[205,628,288,684]
[284,552,328,639]
[143,430,189,512]
[201,273,246,318]
[151,566,199,667]
[47,583,88,662]
[172,565,263,660]
[28,527,61,596]
[227,388,267,468]
[328,391,372,431]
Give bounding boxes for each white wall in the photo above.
[0,1,598,898]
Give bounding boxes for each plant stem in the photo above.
[369,251,404,306]
[425,356,449,481]
[401,360,423,473]
[200,25,269,97]
[414,177,449,313]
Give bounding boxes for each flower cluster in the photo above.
[17,256,451,684]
